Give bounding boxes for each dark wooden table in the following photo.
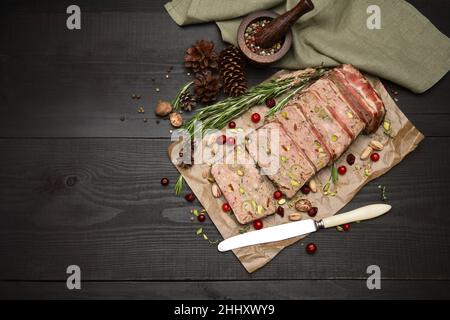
[0,0,449,300]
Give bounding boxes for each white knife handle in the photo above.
[321,204,391,229]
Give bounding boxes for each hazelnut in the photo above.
[169,112,183,128]
[155,100,172,117]
[295,199,312,212]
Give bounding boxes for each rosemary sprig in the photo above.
[172,81,194,111]
[182,67,329,136]
[174,174,184,196]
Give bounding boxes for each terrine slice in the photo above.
[296,91,353,160]
[330,65,385,133]
[247,122,316,199]
[211,150,277,224]
[307,77,366,139]
[272,102,331,172]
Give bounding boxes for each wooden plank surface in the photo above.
[0,0,449,299]
[1,280,449,300]
[0,138,449,281]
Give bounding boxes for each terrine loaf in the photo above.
[211,149,278,224]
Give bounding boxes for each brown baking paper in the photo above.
[168,69,424,273]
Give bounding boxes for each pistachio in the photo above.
[369,140,384,151]
[309,179,318,193]
[257,205,264,215]
[289,212,302,221]
[360,146,373,160]
[155,100,172,117]
[280,156,287,162]
[291,180,300,187]
[237,169,244,176]
[331,134,338,142]
[239,187,245,194]
[211,184,222,198]
[169,112,183,128]
[278,199,286,205]
[207,175,216,183]
[295,199,312,212]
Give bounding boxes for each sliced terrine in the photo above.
[272,103,332,172]
[211,149,277,224]
[247,122,316,198]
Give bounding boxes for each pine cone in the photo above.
[180,91,196,112]
[184,40,219,75]
[219,46,247,97]
[194,72,222,104]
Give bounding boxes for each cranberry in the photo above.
[300,185,311,195]
[265,98,276,109]
[338,165,347,175]
[346,153,356,166]
[370,152,380,162]
[276,206,285,217]
[253,219,263,230]
[273,190,283,200]
[342,223,350,232]
[216,135,227,145]
[251,113,261,123]
[228,121,236,129]
[226,137,236,145]
[185,193,195,202]
[160,178,169,186]
[222,203,231,213]
[197,214,206,222]
[306,243,317,255]
[307,207,318,217]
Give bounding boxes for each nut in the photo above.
[369,140,384,151]
[202,168,211,179]
[360,146,373,160]
[155,100,172,117]
[289,213,302,221]
[309,179,317,193]
[169,112,183,128]
[211,183,222,198]
[295,199,312,212]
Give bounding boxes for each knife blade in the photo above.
[218,204,391,252]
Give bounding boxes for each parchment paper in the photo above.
[168,69,424,273]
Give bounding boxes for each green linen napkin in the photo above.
[165,0,450,93]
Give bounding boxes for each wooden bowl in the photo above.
[237,11,293,65]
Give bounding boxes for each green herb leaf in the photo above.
[174,175,184,196]
[331,163,339,184]
[239,225,251,234]
[171,81,194,111]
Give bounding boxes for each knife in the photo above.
[218,204,391,252]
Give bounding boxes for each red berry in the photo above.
[251,113,261,123]
[228,121,236,129]
[216,135,227,145]
[306,243,317,255]
[276,206,285,217]
[273,190,283,200]
[265,98,276,109]
[342,223,350,232]
[346,153,356,166]
[222,203,231,213]
[253,219,263,230]
[197,214,206,222]
[300,185,311,195]
[370,152,380,162]
[338,165,347,175]
[160,178,169,186]
[185,193,195,202]
[226,137,236,145]
[307,207,318,217]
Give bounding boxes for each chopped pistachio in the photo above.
[280,155,287,162]
[291,180,300,187]
[346,111,354,119]
[336,225,344,232]
[331,134,338,142]
[278,199,286,205]
[251,200,257,210]
[196,228,203,235]
[191,209,199,216]
[239,187,245,194]
[257,205,264,215]
[281,111,287,119]
[237,169,244,176]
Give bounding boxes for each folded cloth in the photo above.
[165,0,450,93]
